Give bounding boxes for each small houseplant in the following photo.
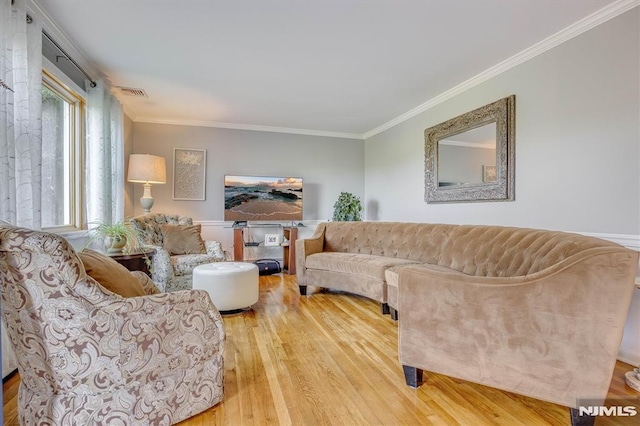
[332,192,363,221]
[86,220,141,254]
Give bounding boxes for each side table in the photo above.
[109,249,155,277]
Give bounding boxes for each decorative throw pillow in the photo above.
[161,224,206,255]
[78,249,146,298]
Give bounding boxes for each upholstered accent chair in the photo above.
[0,223,225,424]
[130,213,225,292]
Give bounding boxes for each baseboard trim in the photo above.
[617,349,640,368]
[579,232,640,251]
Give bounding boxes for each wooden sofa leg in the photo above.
[402,365,423,388]
[381,303,390,315]
[299,285,307,296]
[389,308,398,321]
[569,408,594,426]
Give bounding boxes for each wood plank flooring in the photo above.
[3,273,639,425]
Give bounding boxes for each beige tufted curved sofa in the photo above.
[296,221,639,420]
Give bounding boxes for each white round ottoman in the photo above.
[193,262,259,313]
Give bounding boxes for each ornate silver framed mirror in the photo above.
[424,95,515,203]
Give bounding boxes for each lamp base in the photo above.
[140,197,154,213]
[140,183,154,213]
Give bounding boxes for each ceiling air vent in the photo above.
[117,86,148,97]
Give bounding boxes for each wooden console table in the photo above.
[233,226,298,274]
[109,249,155,276]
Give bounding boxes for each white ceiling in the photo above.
[34,0,624,138]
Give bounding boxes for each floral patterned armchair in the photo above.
[0,223,225,424]
[130,213,225,292]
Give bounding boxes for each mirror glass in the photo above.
[437,123,496,187]
[424,95,515,203]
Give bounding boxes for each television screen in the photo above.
[224,175,303,222]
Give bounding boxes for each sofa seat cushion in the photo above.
[385,263,467,309]
[386,263,468,288]
[306,252,418,281]
[170,254,219,276]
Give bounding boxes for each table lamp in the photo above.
[127,154,166,213]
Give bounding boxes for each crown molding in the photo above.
[134,117,364,140]
[119,102,137,123]
[29,0,638,141]
[362,0,640,140]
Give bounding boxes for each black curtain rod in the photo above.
[41,29,97,88]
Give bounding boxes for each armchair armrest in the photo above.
[141,244,172,292]
[131,271,160,295]
[397,249,638,408]
[205,240,225,261]
[106,289,225,386]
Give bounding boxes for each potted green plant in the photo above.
[86,220,141,254]
[332,192,363,221]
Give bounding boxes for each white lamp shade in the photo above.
[127,154,167,184]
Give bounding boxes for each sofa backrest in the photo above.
[319,221,454,266]
[439,225,620,277]
[318,221,623,277]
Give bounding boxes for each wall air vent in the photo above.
[117,86,148,97]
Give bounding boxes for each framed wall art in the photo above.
[264,234,281,246]
[173,148,206,200]
[483,165,497,183]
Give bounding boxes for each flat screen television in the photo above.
[224,175,303,222]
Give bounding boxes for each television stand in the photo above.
[233,226,298,274]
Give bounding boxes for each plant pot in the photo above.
[104,235,127,254]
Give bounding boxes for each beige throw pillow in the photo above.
[79,249,147,298]
[161,224,206,255]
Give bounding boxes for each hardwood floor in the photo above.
[3,274,639,425]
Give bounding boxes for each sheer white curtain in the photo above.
[85,81,125,226]
[0,0,43,229]
[0,0,42,381]
[0,1,126,383]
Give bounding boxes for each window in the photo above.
[41,70,85,230]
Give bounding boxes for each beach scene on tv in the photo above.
[224,175,303,221]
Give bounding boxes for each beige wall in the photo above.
[364,8,639,235]
[131,123,364,222]
[364,8,640,364]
